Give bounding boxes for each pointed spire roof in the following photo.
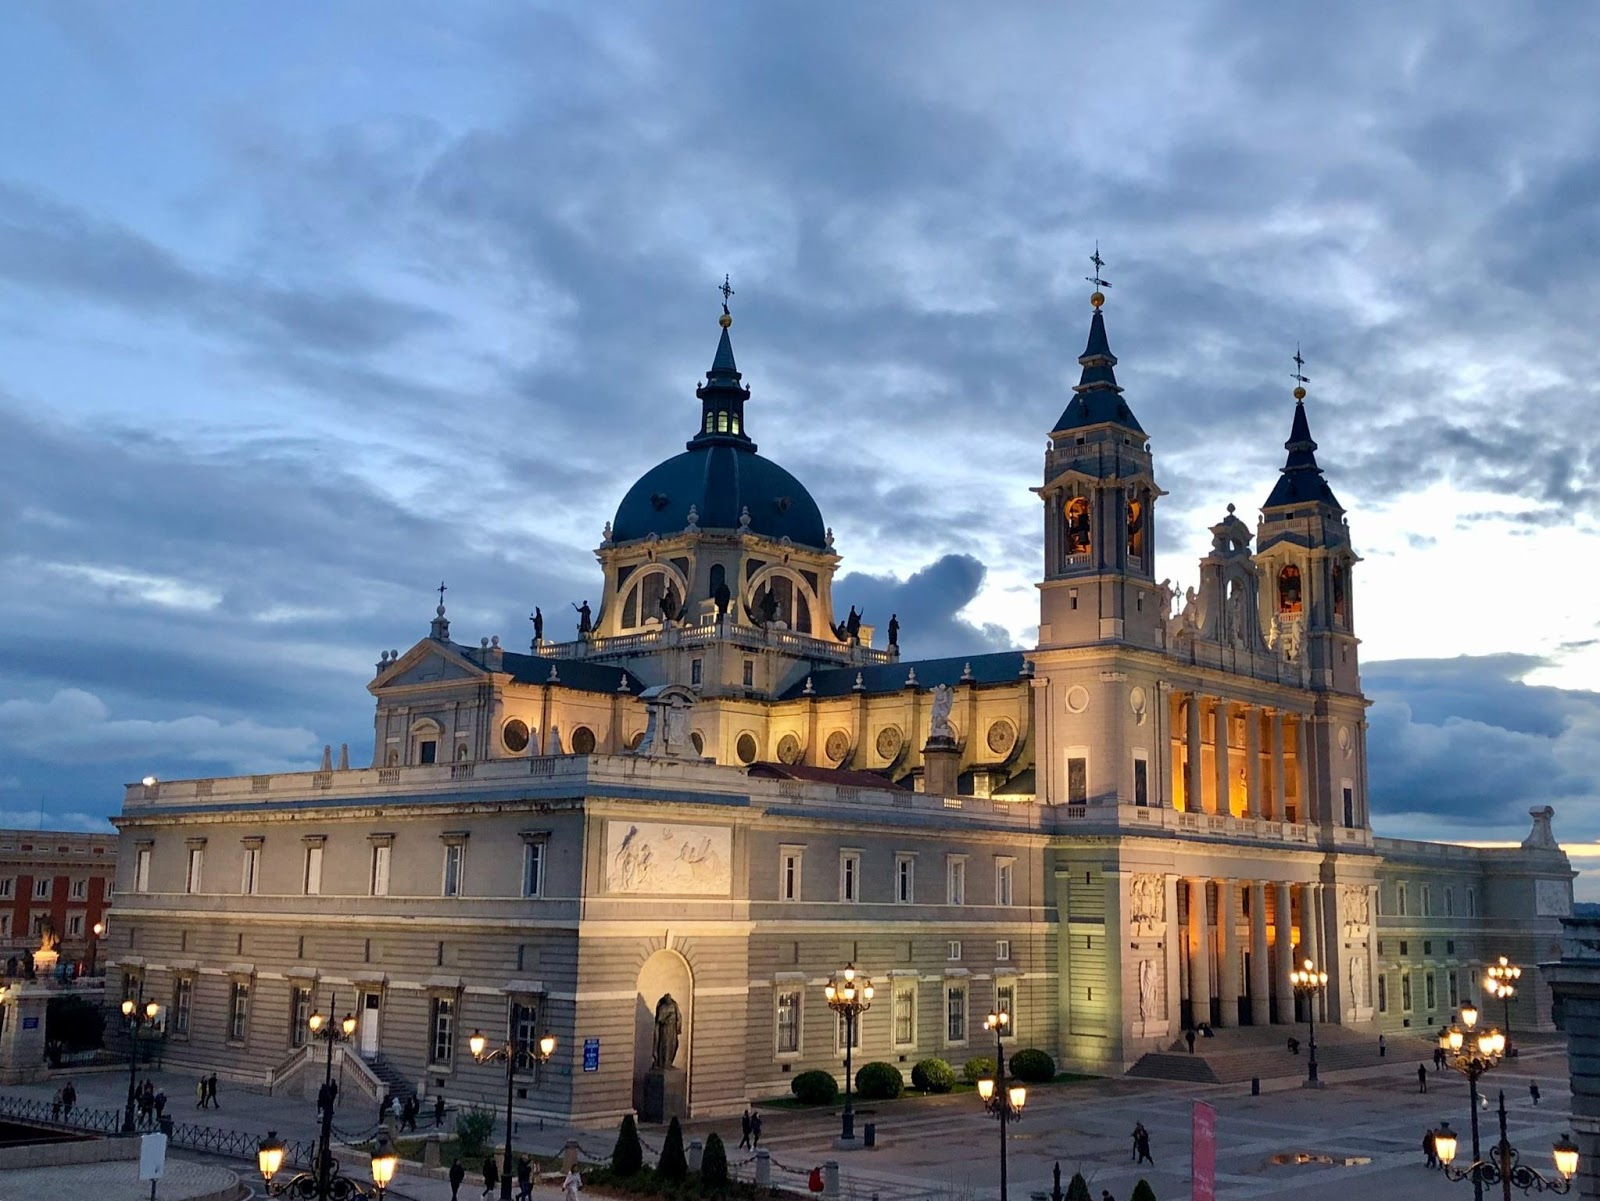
[1051,283,1144,436]
[688,280,754,450]
[1263,396,1342,511]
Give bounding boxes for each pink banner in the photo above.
[1191,1101,1216,1201]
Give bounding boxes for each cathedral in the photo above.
[100,276,1573,1123]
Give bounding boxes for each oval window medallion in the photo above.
[875,726,903,759]
[1128,686,1147,716]
[1065,685,1090,714]
[777,733,803,764]
[986,720,1017,755]
[1338,724,1352,756]
[735,732,759,764]
[570,726,597,755]
[824,730,850,762]
[502,718,530,754]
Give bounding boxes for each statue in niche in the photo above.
[1138,958,1160,1021]
[573,600,593,635]
[1179,586,1200,631]
[37,921,59,954]
[659,589,681,624]
[1280,617,1304,663]
[1126,496,1145,559]
[1064,497,1091,555]
[713,579,731,619]
[756,588,779,626]
[1227,580,1246,645]
[1278,565,1303,615]
[652,994,682,1069]
[929,684,954,741]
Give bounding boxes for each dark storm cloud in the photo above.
[834,554,1016,661]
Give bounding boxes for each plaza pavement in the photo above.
[0,1044,1578,1201]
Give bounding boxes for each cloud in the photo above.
[834,554,1016,660]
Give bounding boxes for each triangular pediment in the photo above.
[369,640,488,693]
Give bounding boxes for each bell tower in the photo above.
[1037,252,1166,650]
[1254,350,1361,695]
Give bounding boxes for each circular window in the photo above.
[690,731,705,755]
[571,726,597,755]
[627,730,645,750]
[824,730,850,762]
[502,719,530,754]
[1065,685,1090,714]
[777,733,803,764]
[735,732,759,764]
[986,720,1017,756]
[875,726,903,760]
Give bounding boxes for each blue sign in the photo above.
[21,1017,38,1029]
[582,1037,600,1072]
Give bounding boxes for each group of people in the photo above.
[1130,1121,1154,1165]
[381,1091,439,1132]
[194,1073,220,1108]
[48,1080,77,1121]
[133,1078,168,1126]
[450,1155,579,1201]
[738,1108,764,1149]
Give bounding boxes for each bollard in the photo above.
[688,1138,704,1172]
[863,1122,876,1148]
[423,1136,441,1169]
[563,1139,581,1172]
[823,1159,841,1198]
[1252,1076,1260,1096]
[755,1149,771,1187]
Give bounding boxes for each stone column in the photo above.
[1212,699,1231,817]
[1187,878,1212,1028]
[1185,693,1204,814]
[1244,706,1262,819]
[1300,882,1321,1020]
[1249,881,1271,1026]
[1216,879,1240,1027]
[1270,710,1286,822]
[1274,882,1295,1022]
[1313,884,1330,1021]
[1294,715,1312,825]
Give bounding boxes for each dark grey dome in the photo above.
[612,442,827,548]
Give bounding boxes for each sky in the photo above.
[0,2,1597,889]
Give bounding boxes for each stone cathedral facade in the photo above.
[105,289,1573,1122]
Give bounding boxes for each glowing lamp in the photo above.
[977,1078,995,1101]
[1434,1124,1458,1167]
[144,1001,160,1021]
[141,776,158,787]
[341,1013,358,1038]
[370,1130,399,1191]
[121,999,135,1018]
[258,1132,288,1182]
[469,1030,488,1059]
[1489,1030,1507,1056]
[824,984,836,1001]
[308,1012,326,1034]
[844,966,855,983]
[1448,1028,1465,1053]
[1554,1133,1580,1181]
[1008,1085,1026,1111]
[92,922,104,938]
[1462,1005,1479,1029]
[863,984,874,1002]
[1437,1028,1452,1051]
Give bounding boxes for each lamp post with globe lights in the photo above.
[1438,1003,1508,1201]
[119,988,161,1134]
[1485,957,1522,1056]
[258,1128,398,1201]
[823,964,873,1144]
[306,994,359,1199]
[1434,1090,1577,1200]
[1290,958,1328,1087]
[470,1003,556,1201]
[976,1009,1026,1201]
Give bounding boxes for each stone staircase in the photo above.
[1129,1023,1435,1085]
[366,1052,417,1103]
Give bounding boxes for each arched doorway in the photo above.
[633,948,693,1121]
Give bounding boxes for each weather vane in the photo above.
[1292,345,1310,400]
[1086,243,1110,309]
[719,274,734,314]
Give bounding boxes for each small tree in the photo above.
[455,1107,497,1160]
[701,1131,729,1190]
[854,1061,904,1100]
[658,1115,688,1180]
[1065,1171,1092,1201]
[1130,1180,1157,1201]
[611,1113,644,1176]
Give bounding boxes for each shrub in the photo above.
[910,1058,956,1093]
[1008,1048,1056,1084]
[455,1107,497,1159]
[658,1116,688,1180]
[1065,1171,1092,1201]
[963,1056,996,1084]
[791,1070,839,1105]
[1130,1181,1157,1201]
[611,1113,643,1176]
[854,1061,904,1100]
[701,1131,729,1189]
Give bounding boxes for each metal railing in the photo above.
[0,1092,314,1167]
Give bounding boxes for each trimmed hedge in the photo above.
[1065,1171,1092,1201]
[1008,1048,1057,1083]
[854,1061,904,1100]
[963,1056,996,1084]
[910,1058,956,1093]
[1130,1181,1158,1201]
[658,1117,687,1180]
[611,1113,644,1176]
[702,1131,729,1188]
[791,1070,839,1105]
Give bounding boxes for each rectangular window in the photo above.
[836,1009,862,1052]
[0,913,11,939]
[418,739,438,765]
[1467,888,1476,917]
[775,990,801,1054]
[1425,970,1437,1011]
[70,878,87,901]
[33,877,51,900]
[186,848,204,894]
[946,983,968,1044]
[228,981,250,1042]
[996,858,1015,907]
[1446,887,1455,917]
[946,857,966,906]
[172,978,192,1035]
[1397,883,1408,917]
[291,987,311,1047]
[1448,969,1460,1008]
[1424,940,1433,956]
[948,940,962,961]
[1400,940,1409,955]
[691,659,703,687]
[996,982,1017,1028]
[839,852,860,903]
[522,842,544,898]
[996,939,1012,961]
[511,1003,540,1070]
[893,984,916,1048]
[104,877,113,901]
[429,996,455,1064]
[371,845,391,897]
[0,878,12,898]
[67,914,84,936]
[1133,755,1149,807]
[1067,755,1088,805]
[1377,974,1388,1013]
[30,912,47,937]
[1343,785,1355,827]
[1421,884,1432,917]
[896,855,915,904]
[442,844,463,897]
[743,660,754,687]
[241,847,260,895]
[1401,970,1413,1012]
[779,848,802,902]
[303,846,324,896]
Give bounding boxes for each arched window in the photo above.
[1277,565,1302,614]
[746,568,815,634]
[1065,497,1091,555]
[1126,492,1146,560]
[1332,564,1347,621]
[409,718,441,766]
[618,567,686,631]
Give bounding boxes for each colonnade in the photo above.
[1179,877,1329,1027]
[1174,692,1310,821]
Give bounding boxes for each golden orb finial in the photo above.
[719,311,732,329]
[1293,385,1306,401]
[1090,291,1105,310]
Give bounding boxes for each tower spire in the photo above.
[1263,346,1341,510]
[689,276,754,449]
[1051,245,1143,436]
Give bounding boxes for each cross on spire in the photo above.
[1085,243,1111,292]
[1291,345,1309,402]
[437,580,448,608]
[719,273,735,314]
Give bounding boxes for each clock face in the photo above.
[825,731,850,762]
[875,726,903,760]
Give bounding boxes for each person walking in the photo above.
[435,1094,447,1128]
[562,1169,582,1201]
[1423,1128,1438,1168]
[1130,1122,1145,1162]
[206,1073,220,1108]
[1185,1027,1197,1054]
[51,1089,62,1121]
[751,1110,763,1148]
[740,1109,753,1150]
[449,1158,466,1201]
[196,1078,206,1109]
[517,1155,534,1201]
[1418,1063,1429,1094]
[481,1155,499,1199]
[1378,1033,1387,1058]
[1530,1081,1542,1106]
[1434,1046,1446,1071]
[1136,1127,1154,1165]
[154,1089,167,1121]
[62,1081,77,1117]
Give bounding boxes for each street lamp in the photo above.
[1289,958,1327,1087]
[88,921,104,977]
[119,988,161,1133]
[1484,958,1522,1057]
[304,993,359,1201]
[1435,1091,1577,1199]
[1439,1003,1507,1201]
[977,1009,1026,1201]
[258,1128,399,1200]
[823,964,874,1144]
[469,1002,556,1201]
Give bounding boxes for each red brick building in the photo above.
[0,829,116,975]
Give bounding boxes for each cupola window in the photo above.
[1126,493,1146,560]
[1064,497,1091,556]
[1277,565,1302,614]
[1332,564,1347,622]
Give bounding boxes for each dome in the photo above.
[612,442,828,549]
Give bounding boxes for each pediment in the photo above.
[369,640,487,693]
